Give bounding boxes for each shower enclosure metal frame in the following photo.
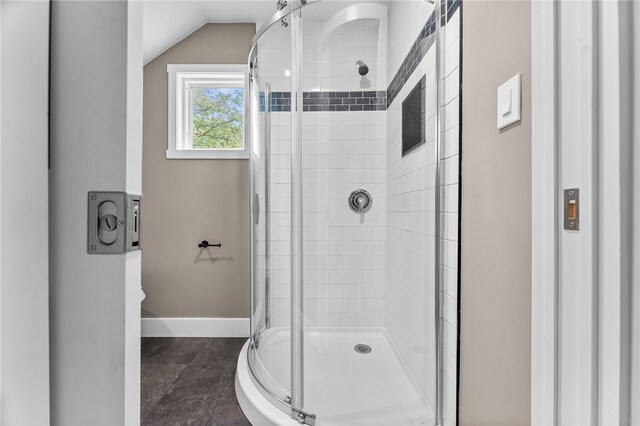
[432,0,444,422]
[247,0,446,423]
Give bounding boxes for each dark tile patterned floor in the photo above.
[141,337,251,426]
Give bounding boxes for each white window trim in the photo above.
[167,64,249,159]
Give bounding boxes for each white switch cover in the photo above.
[497,73,521,130]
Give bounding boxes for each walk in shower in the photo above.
[236,0,461,424]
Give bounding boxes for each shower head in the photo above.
[355,60,369,76]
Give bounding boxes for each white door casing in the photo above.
[532,0,638,424]
[49,1,143,423]
[0,1,51,423]
[597,1,634,423]
[531,2,558,424]
[557,1,599,423]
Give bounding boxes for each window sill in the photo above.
[166,149,249,160]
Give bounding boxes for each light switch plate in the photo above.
[497,73,521,130]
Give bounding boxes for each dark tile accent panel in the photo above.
[387,0,461,107]
[269,92,292,112]
[259,90,387,112]
[141,338,249,426]
[259,92,265,112]
[448,0,461,21]
[386,19,435,107]
[302,91,387,111]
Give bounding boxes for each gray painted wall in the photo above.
[50,1,143,423]
[0,1,51,423]
[142,23,254,319]
[459,1,532,424]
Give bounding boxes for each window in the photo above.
[167,64,249,159]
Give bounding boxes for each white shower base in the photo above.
[235,328,434,426]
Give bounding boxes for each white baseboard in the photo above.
[141,317,250,338]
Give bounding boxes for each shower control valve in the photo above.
[348,189,372,214]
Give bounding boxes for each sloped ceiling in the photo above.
[143,0,274,65]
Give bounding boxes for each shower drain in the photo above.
[354,344,372,354]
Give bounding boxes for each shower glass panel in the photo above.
[248,1,443,424]
[248,15,293,414]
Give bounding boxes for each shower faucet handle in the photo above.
[348,189,372,214]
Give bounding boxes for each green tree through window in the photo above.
[191,87,244,149]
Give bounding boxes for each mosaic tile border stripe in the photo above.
[387,0,461,107]
[259,91,387,112]
[303,91,387,112]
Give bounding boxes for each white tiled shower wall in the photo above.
[259,17,388,328]
[268,111,388,328]
[257,18,386,94]
[385,46,439,410]
[385,3,460,425]
[301,18,387,92]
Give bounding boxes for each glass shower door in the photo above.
[247,0,446,424]
[250,79,271,346]
[294,1,440,424]
[248,6,311,423]
[247,14,295,417]
[249,6,310,423]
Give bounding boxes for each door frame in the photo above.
[0,1,51,423]
[531,1,637,423]
[531,1,558,424]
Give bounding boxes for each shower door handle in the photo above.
[253,194,260,225]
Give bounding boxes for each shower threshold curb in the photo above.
[235,340,301,426]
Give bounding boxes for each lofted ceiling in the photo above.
[143,0,275,65]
